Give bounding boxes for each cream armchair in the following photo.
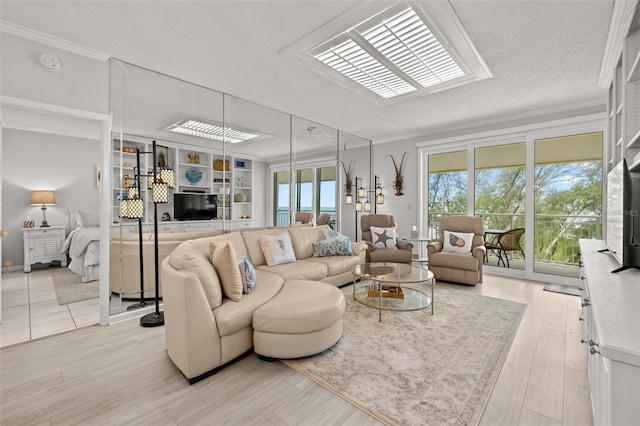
[361,214,413,264]
[427,216,485,285]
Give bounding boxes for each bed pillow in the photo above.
[443,231,474,254]
[259,232,296,266]
[312,229,353,257]
[210,241,243,302]
[369,226,397,249]
[76,210,100,228]
[238,255,256,294]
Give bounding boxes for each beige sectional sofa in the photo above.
[160,225,367,383]
[109,224,311,298]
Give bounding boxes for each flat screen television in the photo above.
[174,193,217,221]
[603,159,640,273]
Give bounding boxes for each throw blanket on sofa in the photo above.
[62,227,101,283]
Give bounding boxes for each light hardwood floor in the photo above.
[0,273,593,425]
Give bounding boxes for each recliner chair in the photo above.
[361,214,413,264]
[427,215,486,285]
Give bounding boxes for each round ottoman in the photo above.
[253,280,345,360]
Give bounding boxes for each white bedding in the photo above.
[62,227,101,282]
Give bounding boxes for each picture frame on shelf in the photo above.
[235,160,245,168]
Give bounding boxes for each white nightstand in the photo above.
[22,226,67,272]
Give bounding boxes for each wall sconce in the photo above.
[30,190,56,227]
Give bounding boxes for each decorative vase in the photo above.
[234,192,246,202]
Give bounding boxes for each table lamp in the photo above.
[30,190,56,227]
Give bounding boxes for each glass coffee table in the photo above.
[352,262,435,321]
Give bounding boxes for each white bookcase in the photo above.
[112,135,256,227]
[607,11,640,173]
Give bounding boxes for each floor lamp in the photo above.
[141,141,173,327]
[119,148,146,311]
[118,140,174,327]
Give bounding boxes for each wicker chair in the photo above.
[486,228,525,268]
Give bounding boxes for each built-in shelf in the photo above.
[627,51,640,83]
[626,129,640,149]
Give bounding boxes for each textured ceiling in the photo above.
[0,0,613,144]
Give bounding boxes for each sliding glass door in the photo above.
[533,132,602,277]
[422,128,603,281]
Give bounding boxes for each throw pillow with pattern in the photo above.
[442,231,474,254]
[369,226,397,249]
[238,255,256,294]
[312,229,353,257]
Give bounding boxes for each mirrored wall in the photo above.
[107,60,370,318]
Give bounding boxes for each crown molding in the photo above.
[379,96,606,146]
[0,20,110,62]
[597,0,638,88]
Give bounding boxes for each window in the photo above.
[427,150,467,239]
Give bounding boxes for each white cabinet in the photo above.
[23,226,67,272]
[578,239,640,425]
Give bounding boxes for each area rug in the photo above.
[52,268,99,305]
[543,283,581,297]
[282,286,526,426]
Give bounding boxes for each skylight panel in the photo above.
[360,7,464,89]
[314,39,417,99]
[282,1,491,105]
[167,119,259,143]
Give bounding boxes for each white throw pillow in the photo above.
[259,232,296,266]
[443,231,474,254]
[369,226,397,249]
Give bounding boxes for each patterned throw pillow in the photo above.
[238,255,256,294]
[312,229,353,257]
[442,231,474,254]
[369,226,397,249]
[259,232,296,266]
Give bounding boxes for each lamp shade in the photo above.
[346,194,353,205]
[152,183,169,203]
[364,200,371,212]
[357,186,365,198]
[30,190,56,205]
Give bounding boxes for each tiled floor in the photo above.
[0,267,99,348]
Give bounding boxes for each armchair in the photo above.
[361,214,413,264]
[294,211,314,224]
[427,216,485,285]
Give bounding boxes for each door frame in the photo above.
[0,96,111,325]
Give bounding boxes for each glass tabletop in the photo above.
[352,262,433,284]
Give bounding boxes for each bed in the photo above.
[61,209,101,282]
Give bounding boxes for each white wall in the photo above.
[2,129,100,269]
[1,33,108,114]
[370,140,419,240]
